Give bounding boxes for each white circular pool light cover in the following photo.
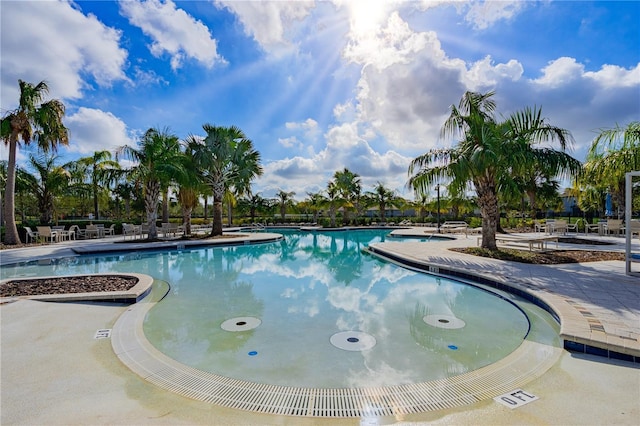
[330,331,377,351]
[423,314,466,329]
[221,316,262,332]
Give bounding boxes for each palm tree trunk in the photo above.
[162,188,169,223]
[92,183,99,220]
[145,180,160,239]
[211,181,224,236]
[477,183,499,250]
[212,201,223,236]
[3,139,21,244]
[182,206,192,236]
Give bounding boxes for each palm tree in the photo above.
[188,125,262,236]
[76,150,120,220]
[409,91,581,249]
[241,193,268,223]
[113,180,136,220]
[23,154,70,224]
[305,191,326,224]
[275,190,295,223]
[1,80,69,244]
[175,146,205,236]
[367,182,397,223]
[582,121,640,218]
[325,181,341,227]
[118,127,184,239]
[333,168,361,225]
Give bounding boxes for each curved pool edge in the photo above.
[111,281,562,418]
[365,243,640,361]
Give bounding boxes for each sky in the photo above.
[1,0,639,201]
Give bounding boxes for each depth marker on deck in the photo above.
[94,329,112,339]
[494,389,538,409]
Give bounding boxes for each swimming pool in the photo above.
[3,229,558,391]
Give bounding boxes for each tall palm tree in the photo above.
[275,189,295,222]
[409,91,580,249]
[175,145,205,236]
[76,150,120,220]
[1,80,69,244]
[325,181,341,227]
[188,125,262,236]
[118,127,184,239]
[582,121,640,218]
[333,168,361,225]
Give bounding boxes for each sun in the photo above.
[347,0,390,36]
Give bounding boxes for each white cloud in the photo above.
[63,107,136,155]
[414,1,527,30]
[343,11,435,70]
[215,0,316,54]
[119,0,225,70]
[0,0,128,107]
[585,63,640,88]
[285,118,320,142]
[533,57,585,89]
[257,121,412,198]
[464,0,526,30]
[464,56,523,90]
[278,136,303,149]
[521,59,640,152]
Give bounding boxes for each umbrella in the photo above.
[605,193,613,217]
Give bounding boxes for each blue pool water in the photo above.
[2,229,553,388]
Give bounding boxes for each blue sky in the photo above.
[1,0,639,201]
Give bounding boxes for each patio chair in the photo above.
[624,220,640,239]
[24,226,39,244]
[606,219,623,236]
[69,225,84,239]
[534,220,546,232]
[36,226,59,244]
[85,224,100,239]
[586,220,606,235]
[551,219,568,235]
[122,223,141,240]
[103,224,116,236]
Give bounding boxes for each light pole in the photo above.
[436,184,441,233]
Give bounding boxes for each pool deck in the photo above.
[1,229,639,425]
